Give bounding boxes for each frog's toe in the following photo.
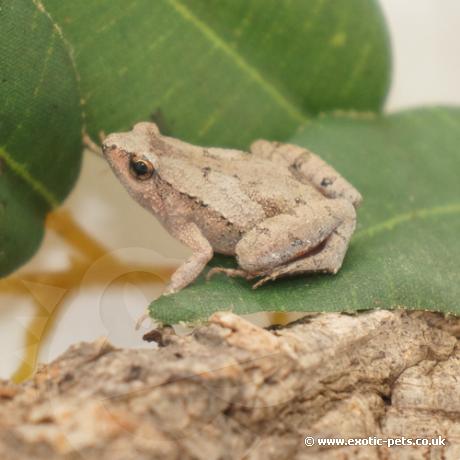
[252,273,280,289]
[206,267,252,281]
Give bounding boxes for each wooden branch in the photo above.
[1,310,460,459]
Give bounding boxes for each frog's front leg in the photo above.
[250,141,362,208]
[163,220,213,295]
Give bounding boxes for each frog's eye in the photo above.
[129,156,155,180]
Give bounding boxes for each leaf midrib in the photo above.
[166,0,308,124]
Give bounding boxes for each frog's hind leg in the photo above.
[207,200,356,287]
[251,216,356,289]
[235,199,355,280]
[250,140,362,207]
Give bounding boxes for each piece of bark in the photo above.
[1,309,459,460]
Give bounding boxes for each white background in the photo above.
[1,0,459,379]
[382,0,460,111]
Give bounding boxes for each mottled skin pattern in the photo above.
[102,122,362,294]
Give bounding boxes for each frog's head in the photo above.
[102,122,164,213]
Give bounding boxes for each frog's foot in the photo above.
[206,267,253,281]
[250,140,362,208]
[252,272,287,289]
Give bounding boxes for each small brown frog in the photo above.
[102,123,361,294]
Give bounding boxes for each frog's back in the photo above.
[159,155,266,229]
[160,149,323,223]
[199,151,324,216]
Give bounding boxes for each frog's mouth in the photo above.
[101,143,129,179]
[101,138,126,168]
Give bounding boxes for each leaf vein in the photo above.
[32,0,86,134]
[341,42,372,97]
[165,0,307,124]
[0,147,59,208]
[354,203,460,240]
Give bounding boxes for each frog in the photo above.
[102,122,362,295]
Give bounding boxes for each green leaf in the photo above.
[42,0,390,148]
[0,0,82,276]
[1,0,390,275]
[150,107,460,323]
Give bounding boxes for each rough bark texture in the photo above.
[1,309,460,459]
